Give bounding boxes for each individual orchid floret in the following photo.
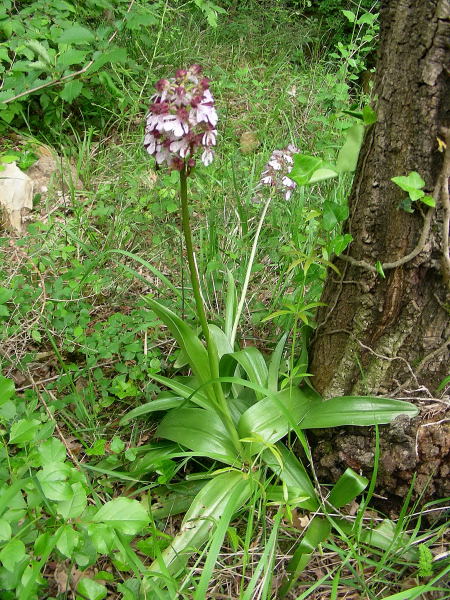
[144,65,218,172]
[255,144,299,201]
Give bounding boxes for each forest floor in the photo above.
[1,3,449,599]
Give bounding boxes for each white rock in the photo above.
[0,162,33,234]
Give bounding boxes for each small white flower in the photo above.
[269,159,282,170]
[202,130,217,146]
[170,138,190,157]
[163,115,189,137]
[201,149,214,166]
[282,176,295,188]
[155,146,170,164]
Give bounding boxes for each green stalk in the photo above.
[179,167,242,456]
[230,196,271,347]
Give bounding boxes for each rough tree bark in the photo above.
[309,0,450,501]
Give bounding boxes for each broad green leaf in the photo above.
[238,387,316,451]
[77,577,107,600]
[193,474,254,600]
[37,463,72,501]
[336,122,365,172]
[378,587,434,600]
[26,40,52,65]
[86,523,114,554]
[56,48,88,68]
[145,298,213,396]
[299,396,418,428]
[34,532,52,556]
[0,480,27,521]
[308,166,339,183]
[57,482,87,519]
[149,373,210,409]
[290,154,324,185]
[342,9,356,22]
[87,47,128,74]
[280,517,331,597]
[0,539,26,571]
[296,517,331,554]
[208,324,233,359]
[268,333,288,393]
[224,270,237,341]
[150,480,206,519]
[38,438,66,464]
[9,418,41,445]
[60,79,84,103]
[56,524,80,557]
[220,347,268,400]
[110,437,125,453]
[328,468,368,508]
[0,519,11,542]
[266,485,311,506]
[262,442,318,511]
[228,395,253,424]
[359,519,418,561]
[92,497,149,535]
[362,105,377,125]
[0,376,15,405]
[58,24,95,44]
[149,471,253,575]
[120,395,186,425]
[157,408,238,465]
[0,287,13,304]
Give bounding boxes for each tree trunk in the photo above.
[309,0,450,501]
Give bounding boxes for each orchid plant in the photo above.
[125,66,419,593]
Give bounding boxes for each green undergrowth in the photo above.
[1,1,449,598]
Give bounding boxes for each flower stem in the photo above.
[230,196,271,348]
[179,167,242,455]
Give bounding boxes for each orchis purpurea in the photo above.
[256,144,299,201]
[144,64,218,172]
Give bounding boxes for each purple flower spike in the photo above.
[144,65,218,171]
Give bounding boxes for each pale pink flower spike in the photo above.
[255,144,299,201]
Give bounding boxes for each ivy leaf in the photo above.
[92,497,149,535]
[392,171,425,201]
[420,195,436,207]
[375,261,385,278]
